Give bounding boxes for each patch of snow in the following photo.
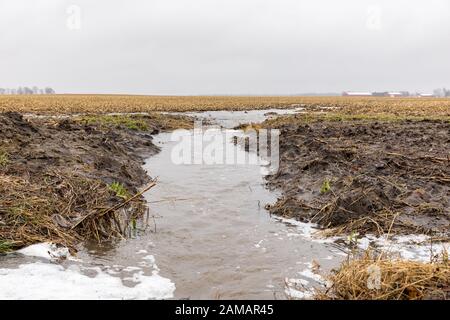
[285,287,314,299]
[299,268,324,283]
[274,217,320,239]
[275,216,449,263]
[17,243,70,261]
[284,278,314,299]
[357,234,449,262]
[106,269,120,275]
[286,277,309,286]
[0,262,175,300]
[123,266,142,272]
[140,255,159,271]
[142,255,156,263]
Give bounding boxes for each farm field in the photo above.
[1,94,450,118]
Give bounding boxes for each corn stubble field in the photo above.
[1,94,450,118]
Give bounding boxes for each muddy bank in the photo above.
[0,112,192,252]
[264,118,450,238]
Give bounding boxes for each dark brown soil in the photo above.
[264,119,450,237]
[0,112,192,252]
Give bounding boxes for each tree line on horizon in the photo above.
[0,86,55,95]
[433,88,450,97]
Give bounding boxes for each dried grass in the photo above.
[0,171,153,253]
[316,250,450,300]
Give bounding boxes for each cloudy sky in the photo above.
[1,0,449,94]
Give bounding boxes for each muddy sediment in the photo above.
[264,118,450,238]
[0,112,192,252]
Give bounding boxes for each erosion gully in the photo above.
[0,109,345,299]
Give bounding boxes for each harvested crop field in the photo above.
[264,117,450,238]
[1,95,450,116]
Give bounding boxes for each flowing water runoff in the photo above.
[0,109,347,299]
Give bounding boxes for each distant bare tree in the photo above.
[443,88,450,97]
[44,87,55,94]
[433,88,441,97]
[0,86,56,95]
[24,87,34,94]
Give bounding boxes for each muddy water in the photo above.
[0,109,345,300]
[79,110,344,299]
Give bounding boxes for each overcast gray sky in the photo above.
[1,0,449,94]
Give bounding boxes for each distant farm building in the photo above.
[419,93,435,98]
[342,92,373,97]
[388,92,410,97]
[372,92,389,97]
[343,91,410,97]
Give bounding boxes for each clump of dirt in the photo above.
[264,118,450,237]
[0,112,192,253]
